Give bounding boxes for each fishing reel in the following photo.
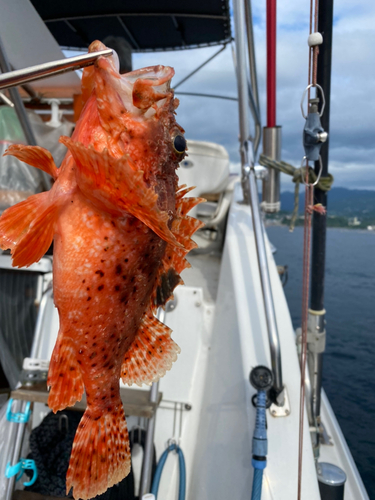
[249,365,274,409]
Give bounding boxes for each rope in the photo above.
[259,154,333,231]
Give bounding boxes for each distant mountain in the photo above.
[279,187,375,216]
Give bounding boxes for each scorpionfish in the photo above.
[0,41,203,499]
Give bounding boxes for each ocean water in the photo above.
[267,226,375,498]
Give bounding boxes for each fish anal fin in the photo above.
[0,191,59,268]
[121,312,180,387]
[4,144,58,179]
[66,403,130,499]
[60,137,182,247]
[47,336,84,412]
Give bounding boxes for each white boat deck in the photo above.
[142,181,369,500]
[1,181,369,500]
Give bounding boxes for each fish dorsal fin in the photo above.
[60,136,182,248]
[151,187,205,307]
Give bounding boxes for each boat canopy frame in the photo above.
[29,0,232,53]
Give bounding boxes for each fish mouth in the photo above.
[88,41,175,114]
[123,66,175,113]
[125,66,175,90]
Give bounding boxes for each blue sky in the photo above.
[130,0,375,192]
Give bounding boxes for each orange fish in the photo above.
[0,41,203,499]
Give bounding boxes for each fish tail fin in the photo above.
[0,191,59,267]
[121,311,180,387]
[66,404,130,500]
[47,336,84,412]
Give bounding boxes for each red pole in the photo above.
[266,0,277,127]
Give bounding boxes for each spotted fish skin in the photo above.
[0,40,204,499]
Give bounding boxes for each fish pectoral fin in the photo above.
[60,136,183,248]
[0,191,59,267]
[4,144,58,179]
[47,336,84,412]
[121,312,180,387]
[66,403,130,500]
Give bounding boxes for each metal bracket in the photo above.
[22,358,49,371]
[20,370,48,385]
[269,385,291,417]
[254,165,268,180]
[296,328,326,353]
[303,99,327,162]
[296,309,326,354]
[22,358,50,384]
[319,420,333,446]
[309,420,333,448]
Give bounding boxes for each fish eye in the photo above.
[173,135,187,154]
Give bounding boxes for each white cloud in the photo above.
[129,0,375,192]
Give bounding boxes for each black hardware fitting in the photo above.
[303,98,327,161]
[249,365,274,391]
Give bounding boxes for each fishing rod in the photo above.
[308,0,334,454]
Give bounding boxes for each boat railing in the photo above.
[233,0,285,406]
[244,0,261,155]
